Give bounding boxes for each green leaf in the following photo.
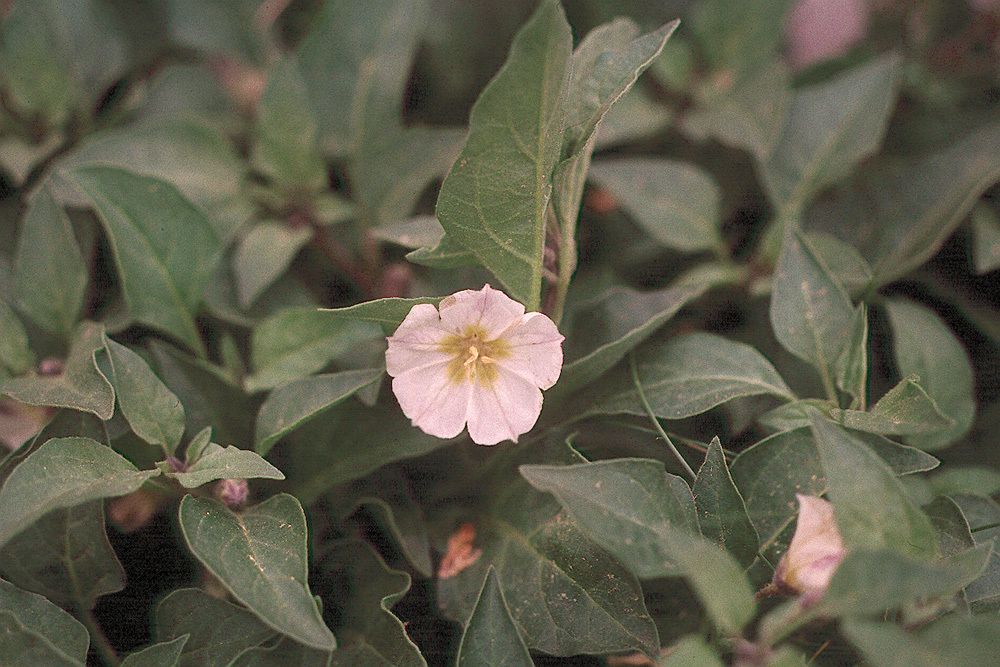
[759,54,901,217]
[318,297,443,335]
[520,458,698,578]
[168,0,265,65]
[0,300,33,378]
[178,494,336,651]
[12,186,87,338]
[588,332,794,419]
[833,303,868,407]
[254,369,384,455]
[167,445,284,488]
[811,416,936,558]
[296,0,428,155]
[0,610,85,666]
[246,308,382,393]
[842,616,1000,667]
[105,337,185,455]
[318,539,424,667]
[56,119,250,239]
[971,203,1000,274]
[405,233,478,269]
[831,376,953,436]
[689,0,794,81]
[252,57,326,193]
[657,635,724,667]
[770,227,856,384]
[928,467,1000,498]
[681,60,792,158]
[559,283,707,392]
[0,437,156,549]
[693,438,759,569]
[816,545,991,618]
[885,298,975,450]
[0,502,125,610]
[155,588,277,664]
[731,426,938,553]
[0,322,114,419]
[865,123,1000,287]
[435,0,572,309]
[67,167,223,355]
[587,158,723,253]
[0,576,89,664]
[120,635,188,667]
[234,223,315,311]
[285,404,450,505]
[808,231,874,295]
[457,566,532,667]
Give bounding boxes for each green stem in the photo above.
[628,353,697,482]
[80,608,119,667]
[550,206,577,326]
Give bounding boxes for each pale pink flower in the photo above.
[773,494,846,598]
[385,285,563,445]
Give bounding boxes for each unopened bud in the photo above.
[771,494,845,599]
[214,478,249,509]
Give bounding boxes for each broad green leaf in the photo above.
[817,545,991,618]
[252,57,325,193]
[438,510,659,657]
[885,298,975,450]
[178,494,336,651]
[693,438,759,569]
[831,376,953,436]
[0,502,124,610]
[232,636,331,667]
[166,445,284,488]
[0,322,114,419]
[928,467,1000,498]
[149,341,254,449]
[457,567,532,667]
[0,610,85,666]
[520,458,698,578]
[317,539,424,667]
[106,337,185,455]
[284,403,450,504]
[731,427,938,553]
[254,369,384,455]
[0,577,89,663]
[842,616,1000,667]
[155,588,277,666]
[769,227,856,382]
[865,123,1000,287]
[681,60,792,158]
[318,297,443,335]
[234,223,315,311]
[168,0,265,65]
[587,158,723,253]
[971,203,1000,274]
[811,416,936,558]
[758,54,901,217]
[924,496,976,560]
[406,233,479,269]
[12,186,87,338]
[833,303,868,408]
[689,0,794,81]
[559,283,707,392]
[68,167,223,355]
[808,231,874,295]
[296,0,428,155]
[372,216,445,250]
[657,635,724,667]
[246,308,382,393]
[56,119,250,239]
[588,332,794,419]
[120,635,188,667]
[435,0,572,309]
[0,437,156,549]
[352,127,464,227]
[0,300,33,378]
[952,494,1000,611]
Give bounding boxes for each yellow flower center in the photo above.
[439,325,512,387]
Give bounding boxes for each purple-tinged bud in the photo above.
[214,478,249,509]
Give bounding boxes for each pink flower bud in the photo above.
[214,478,249,509]
[772,494,846,599]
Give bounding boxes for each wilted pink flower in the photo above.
[772,494,846,598]
[385,285,563,445]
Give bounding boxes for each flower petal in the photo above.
[392,362,471,439]
[438,284,525,337]
[494,313,564,389]
[466,371,543,445]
